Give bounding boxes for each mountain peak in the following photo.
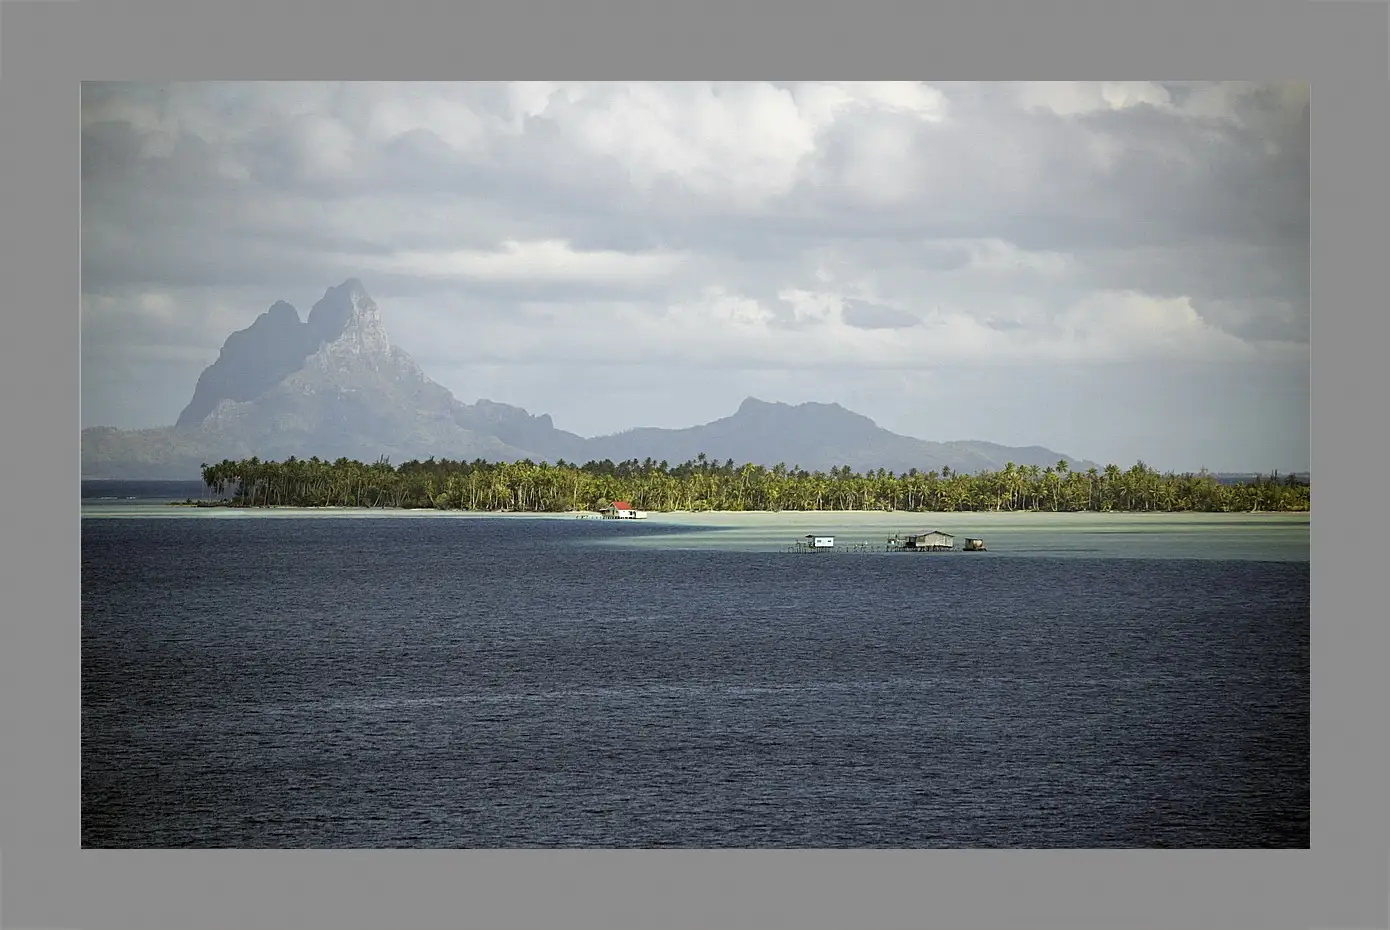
[736,397,853,417]
[306,278,389,356]
[174,279,392,429]
[737,396,777,414]
[266,300,300,323]
[175,297,316,429]
[310,278,377,319]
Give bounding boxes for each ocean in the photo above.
[81,487,1310,848]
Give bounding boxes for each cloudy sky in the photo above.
[80,81,1310,472]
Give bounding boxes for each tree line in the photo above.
[196,453,1310,513]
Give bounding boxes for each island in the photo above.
[177,455,1311,514]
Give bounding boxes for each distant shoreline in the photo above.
[92,455,1312,516]
[159,501,1310,517]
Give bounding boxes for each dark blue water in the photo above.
[82,517,1309,848]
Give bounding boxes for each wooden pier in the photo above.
[786,529,988,554]
[787,538,879,553]
[787,530,987,554]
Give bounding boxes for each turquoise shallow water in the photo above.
[605,511,1310,562]
[82,501,1309,563]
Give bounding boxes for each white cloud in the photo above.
[960,238,1072,277]
[384,284,1257,376]
[795,81,948,125]
[506,81,560,123]
[777,288,840,325]
[681,287,774,328]
[1056,291,1255,361]
[557,82,818,203]
[304,81,951,207]
[1015,80,1308,131]
[361,86,495,152]
[1017,81,1174,117]
[289,114,359,180]
[366,240,687,284]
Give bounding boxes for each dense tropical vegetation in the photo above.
[195,454,1310,513]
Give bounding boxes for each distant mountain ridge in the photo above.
[581,397,1098,475]
[81,280,1098,480]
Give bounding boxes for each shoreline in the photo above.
[112,502,1311,518]
[174,502,1310,514]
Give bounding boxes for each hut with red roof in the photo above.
[599,500,648,519]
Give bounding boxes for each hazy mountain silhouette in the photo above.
[81,280,1096,479]
[582,396,1096,474]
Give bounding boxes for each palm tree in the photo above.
[189,453,1308,516]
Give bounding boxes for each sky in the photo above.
[80,81,1310,473]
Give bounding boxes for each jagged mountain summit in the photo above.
[81,280,1096,479]
[83,280,577,478]
[176,280,397,428]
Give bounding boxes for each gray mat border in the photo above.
[2,0,1383,928]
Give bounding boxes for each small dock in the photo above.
[788,530,986,554]
[788,538,879,553]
